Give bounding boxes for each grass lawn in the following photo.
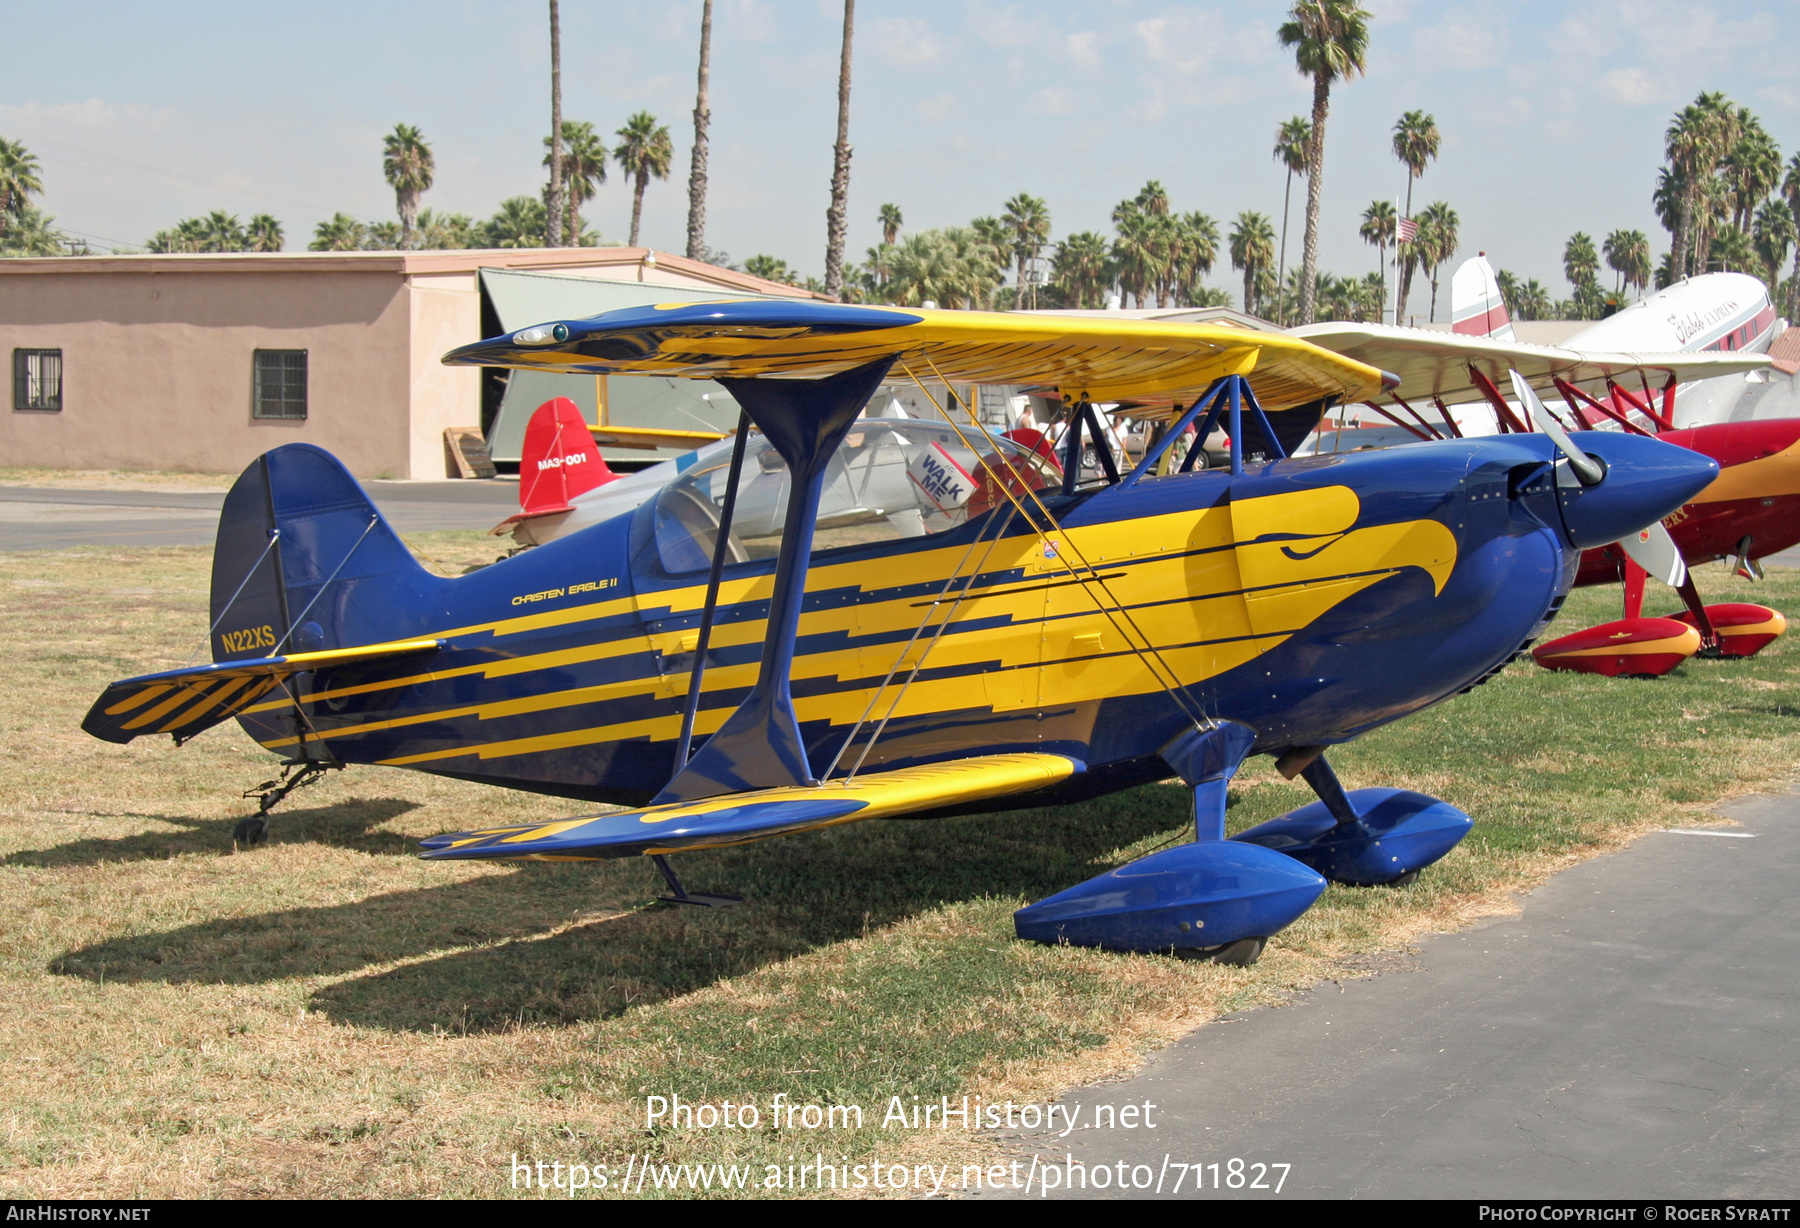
[2,533,1797,1198]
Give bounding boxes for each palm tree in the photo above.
[861,243,895,295]
[309,213,368,251]
[879,202,903,246]
[1050,231,1114,309]
[1708,224,1757,273]
[0,137,45,245]
[1391,109,1438,322]
[1603,228,1651,298]
[1563,232,1600,318]
[1414,200,1459,321]
[1173,211,1219,306]
[1519,279,1552,321]
[245,214,283,252]
[1111,202,1157,308]
[1,204,65,256]
[1665,92,1736,277]
[884,228,1003,309]
[1358,199,1396,321]
[1754,200,1796,289]
[1723,113,1781,233]
[543,120,607,238]
[823,0,856,298]
[415,209,478,250]
[686,0,713,260]
[1135,179,1171,217]
[1279,0,1372,325]
[744,254,801,285]
[1002,193,1051,308]
[382,123,434,248]
[485,196,548,248]
[1785,152,1800,315]
[546,0,565,246]
[614,111,673,248]
[1272,116,1311,325]
[193,210,244,251]
[1230,212,1277,316]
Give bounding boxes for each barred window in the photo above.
[13,349,62,412]
[253,349,307,420]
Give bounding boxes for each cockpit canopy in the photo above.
[652,419,1060,573]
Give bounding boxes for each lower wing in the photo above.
[419,752,1082,861]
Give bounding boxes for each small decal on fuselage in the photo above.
[512,577,619,606]
[220,624,277,653]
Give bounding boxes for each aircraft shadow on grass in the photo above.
[51,785,1195,1034]
[4,798,423,869]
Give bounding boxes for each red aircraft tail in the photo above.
[510,397,618,525]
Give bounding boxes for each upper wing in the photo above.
[82,638,442,745]
[1292,322,1771,409]
[441,299,1388,412]
[419,751,1081,861]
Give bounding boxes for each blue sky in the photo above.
[4,0,1796,309]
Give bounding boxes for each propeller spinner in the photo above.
[1508,370,1687,587]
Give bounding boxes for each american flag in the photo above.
[1397,217,1420,243]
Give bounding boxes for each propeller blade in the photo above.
[1509,370,1604,487]
[1617,519,1688,588]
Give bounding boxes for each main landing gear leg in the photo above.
[1674,573,1723,656]
[651,854,743,909]
[1231,753,1472,887]
[1015,722,1326,965]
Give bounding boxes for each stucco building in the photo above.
[0,248,812,479]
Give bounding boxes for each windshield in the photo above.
[651,418,1060,573]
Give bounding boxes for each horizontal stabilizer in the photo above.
[82,638,442,745]
[590,424,728,451]
[420,752,1082,861]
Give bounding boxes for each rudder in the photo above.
[1450,253,1515,340]
[210,444,442,663]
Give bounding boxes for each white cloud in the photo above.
[1409,11,1510,71]
[719,0,779,43]
[917,93,959,125]
[1027,88,1076,116]
[1600,67,1661,105]
[1066,30,1101,72]
[873,16,945,66]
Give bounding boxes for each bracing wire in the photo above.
[904,357,1216,732]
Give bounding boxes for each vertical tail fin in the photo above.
[1450,253,1515,340]
[519,396,618,517]
[210,444,441,662]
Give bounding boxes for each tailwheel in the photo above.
[233,816,269,848]
[1386,868,1421,887]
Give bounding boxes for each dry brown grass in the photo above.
[3,541,1798,1198]
[0,468,238,492]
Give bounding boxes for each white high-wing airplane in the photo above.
[1292,254,1779,449]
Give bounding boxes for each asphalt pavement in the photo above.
[986,788,1800,1200]
[0,479,519,551]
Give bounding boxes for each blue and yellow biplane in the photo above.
[82,302,1716,965]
